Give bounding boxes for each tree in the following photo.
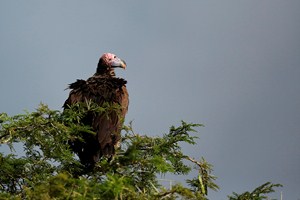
[228,182,283,200]
[0,103,281,199]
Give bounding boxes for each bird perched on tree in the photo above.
[63,53,128,168]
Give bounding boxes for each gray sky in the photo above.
[1,1,299,199]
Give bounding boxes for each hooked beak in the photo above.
[111,57,126,70]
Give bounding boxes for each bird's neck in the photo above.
[95,68,116,77]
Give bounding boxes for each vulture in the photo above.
[63,53,128,168]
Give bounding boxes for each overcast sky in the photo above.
[1,1,299,199]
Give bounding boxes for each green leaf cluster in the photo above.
[0,103,282,199]
[228,182,283,200]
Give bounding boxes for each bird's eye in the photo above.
[114,55,116,58]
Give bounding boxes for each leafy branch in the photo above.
[0,103,281,199]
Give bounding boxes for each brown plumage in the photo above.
[63,53,128,167]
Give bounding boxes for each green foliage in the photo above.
[0,103,281,199]
[228,182,283,200]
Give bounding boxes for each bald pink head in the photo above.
[97,53,126,72]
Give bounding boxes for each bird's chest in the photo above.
[88,82,124,102]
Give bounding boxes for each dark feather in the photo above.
[64,74,129,167]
